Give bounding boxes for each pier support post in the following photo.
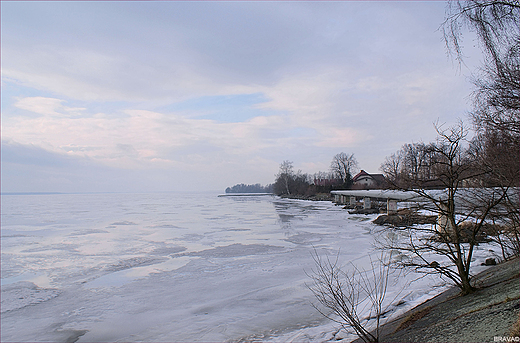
[350,196,356,207]
[363,197,371,209]
[387,199,397,215]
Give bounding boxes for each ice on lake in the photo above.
[0,192,498,342]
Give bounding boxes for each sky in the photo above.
[1,1,482,193]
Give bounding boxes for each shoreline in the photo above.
[279,193,334,201]
[278,194,519,342]
[352,256,520,343]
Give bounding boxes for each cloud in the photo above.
[1,140,71,168]
[14,96,86,117]
[0,140,151,193]
[3,98,296,170]
[2,2,470,105]
[0,139,281,193]
[316,128,369,148]
[2,45,223,102]
[0,1,483,192]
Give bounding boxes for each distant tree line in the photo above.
[226,150,360,197]
[225,183,273,194]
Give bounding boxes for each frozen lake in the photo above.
[0,192,496,342]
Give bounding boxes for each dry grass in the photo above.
[509,317,520,338]
[393,306,432,333]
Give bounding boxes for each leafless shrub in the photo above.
[307,250,398,343]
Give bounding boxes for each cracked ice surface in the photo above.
[0,193,498,342]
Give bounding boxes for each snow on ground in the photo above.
[0,193,500,342]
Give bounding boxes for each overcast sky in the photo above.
[1,1,481,193]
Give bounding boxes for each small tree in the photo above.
[307,250,395,343]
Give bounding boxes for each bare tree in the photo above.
[273,160,313,196]
[380,143,440,188]
[379,123,515,295]
[443,0,520,135]
[442,1,520,264]
[330,153,359,187]
[307,250,396,343]
[380,152,402,184]
[274,160,294,195]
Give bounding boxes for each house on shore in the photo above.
[351,170,387,190]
